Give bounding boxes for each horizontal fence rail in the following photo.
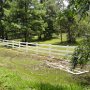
[0,39,76,60]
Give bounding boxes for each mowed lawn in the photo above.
[0,47,90,90]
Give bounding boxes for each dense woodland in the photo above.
[0,0,90,43]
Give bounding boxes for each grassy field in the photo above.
[31,33,83,46]
[14,33,83,46]
[0,46,90,90]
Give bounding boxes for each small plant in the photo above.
[71,34,90,69]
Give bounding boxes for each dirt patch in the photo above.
[45,60,89,75]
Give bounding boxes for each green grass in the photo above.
[0,67,32,90]
[13,33,83,46]
[30,33,83,46]
[0,47,90,90]
[31,33,67,45]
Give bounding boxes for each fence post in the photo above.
[18,41,21,50]
[36,43,38,55]
[26,42,28,52]
[66,45,69,60]
[49,44,52,57]
[5,40,8,47]
[6,41,9,47]
[12,41,14,49]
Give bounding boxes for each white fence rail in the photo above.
[0,39,76,60]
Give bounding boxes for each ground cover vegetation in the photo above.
[0,47,90,90]
[0,0,90,90]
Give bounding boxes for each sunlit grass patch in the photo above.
[0,67,32,90]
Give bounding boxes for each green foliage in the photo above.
[56,9,78,43]
[77,15,90,37]
[69,0,90,19]
[0,0,90,44]
[71,35,90,69]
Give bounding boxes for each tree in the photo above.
[42,0,57,40]
[71,14,90,69]
[69,0,90,19]
[57,9,77,43]
[71,34,90,69]
[30,0,47,40]
[0,0,4,39]
[14,0,31,42]
[69,0,90,69]
[2,0,13,40]
[55,0,78,43]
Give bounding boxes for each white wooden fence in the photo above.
[0,39,76,60]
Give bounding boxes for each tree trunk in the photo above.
[5,32,8,40]
[38,33,42,40]
[24,30,27,42]
[24,0,28,42]
[0,24,4,39]
[60,30,62,43]
[67,28,76,43]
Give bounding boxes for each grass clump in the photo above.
[0,67,33,90]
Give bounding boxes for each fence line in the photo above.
[0,39,76,60]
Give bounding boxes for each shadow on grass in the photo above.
[36,83,64,90]
[35,82,83,90]
[54,41,79,46]
[73,72,90,86]
[31,37,58,42]
[30,37,80,46]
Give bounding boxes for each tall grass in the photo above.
[35,83,84,90]
[0,47,89,90]
[0,67,84,90]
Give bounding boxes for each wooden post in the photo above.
[18,41,21,49]
[66,45,69,60]
[6,40,8,47]
[26,42,28,52]
[36,43,38,55]
[12,41,14,49]
[49,44,51,57]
